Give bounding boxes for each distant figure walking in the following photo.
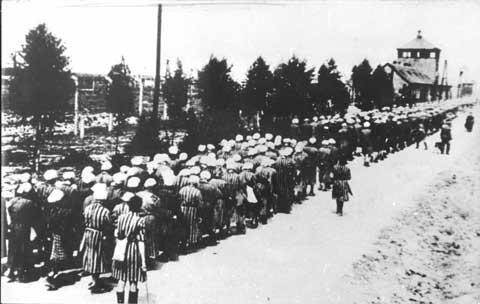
[412,123,427,150]
[440,123,452,155]
[465,113,474,132]
[331,158,353,216]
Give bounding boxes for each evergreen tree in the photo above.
[242,56,274,115]
[106,57,136,154]
[271,56,314,117]
[313,58,350,114]
[351,59,374,110]
[196,56,240,111]
[163,59,191,120]
[9,23,75,169]
[371,65,394,108]
[106,56,135,120]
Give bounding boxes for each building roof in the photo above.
[386,63,435,85]
[398,31,439,50]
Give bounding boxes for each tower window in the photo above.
[403,51,411,58]
[430,52,436,58]
[417,51,420,58]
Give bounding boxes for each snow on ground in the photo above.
[2,101,479,304]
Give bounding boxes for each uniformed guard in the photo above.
[465,113,474,132]
[440,122,452,154]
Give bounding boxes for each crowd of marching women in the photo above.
[1,100,475,303]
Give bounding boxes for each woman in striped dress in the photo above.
[178,175,204,250]
[331,158,353,216]
[112,195,146,304]
[81,184,112,293]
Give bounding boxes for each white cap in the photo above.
[198,145,206,152]
[62,171,75,180]
[120,165,130,174]
[200,170,212,181]
[126,176,141,188]
[328,138,336,144]
[153,153,170,163]
[363,122,371,128]
[82,166,94,176]
[47,189,64,203]
[131,156,144,166]
[161,169,176,186]
[112,172,126,185]
[190,166,201,175]
[283,147,293,156]
[17,182,32,194]
[232,154,242,162]
[207,144,215,151]
[309,137,317,144]
[265,133,273,141]
[121,192,134,202]
[179,152,188,161]
[222,145,232,153]
[253,133,261,140]
[216,159,226,167]
[242,162,254,170]
[44,169,58,181]
[144,178,157,188]
[19,173,31,183]
[168,146,179,155]
[82,172,96,184]
[92,183,108,200]
[235,134,243,142]
[101,160,112,171]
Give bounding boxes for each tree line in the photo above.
[8,24,397,162]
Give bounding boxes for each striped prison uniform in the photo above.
[81,202,111,274]
[112,212,146,283]
[178,185,203,247]
[209,178,228,229]
[111,202,129,228]
[138,191,161,259]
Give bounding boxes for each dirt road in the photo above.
[2,104,479,304]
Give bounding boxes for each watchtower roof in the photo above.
[398,31,439,50]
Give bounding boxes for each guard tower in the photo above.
[396,30,440,81]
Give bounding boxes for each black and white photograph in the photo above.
[1,0,479,303]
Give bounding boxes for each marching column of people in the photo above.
[1,101,474,303]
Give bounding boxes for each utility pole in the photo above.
[71,75,79,135]
[152,4,162,121]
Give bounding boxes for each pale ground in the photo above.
[2,102,479,304]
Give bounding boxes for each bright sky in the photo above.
[2,0,480,85]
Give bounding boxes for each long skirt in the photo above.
[332,180,352,202]
[8,225,29,269]
[213,199,225,231]
[81,228,108,274]
[50,233,68,262]
[112,241,146,283]
[181,206,200,247]
[144,215,157,259]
